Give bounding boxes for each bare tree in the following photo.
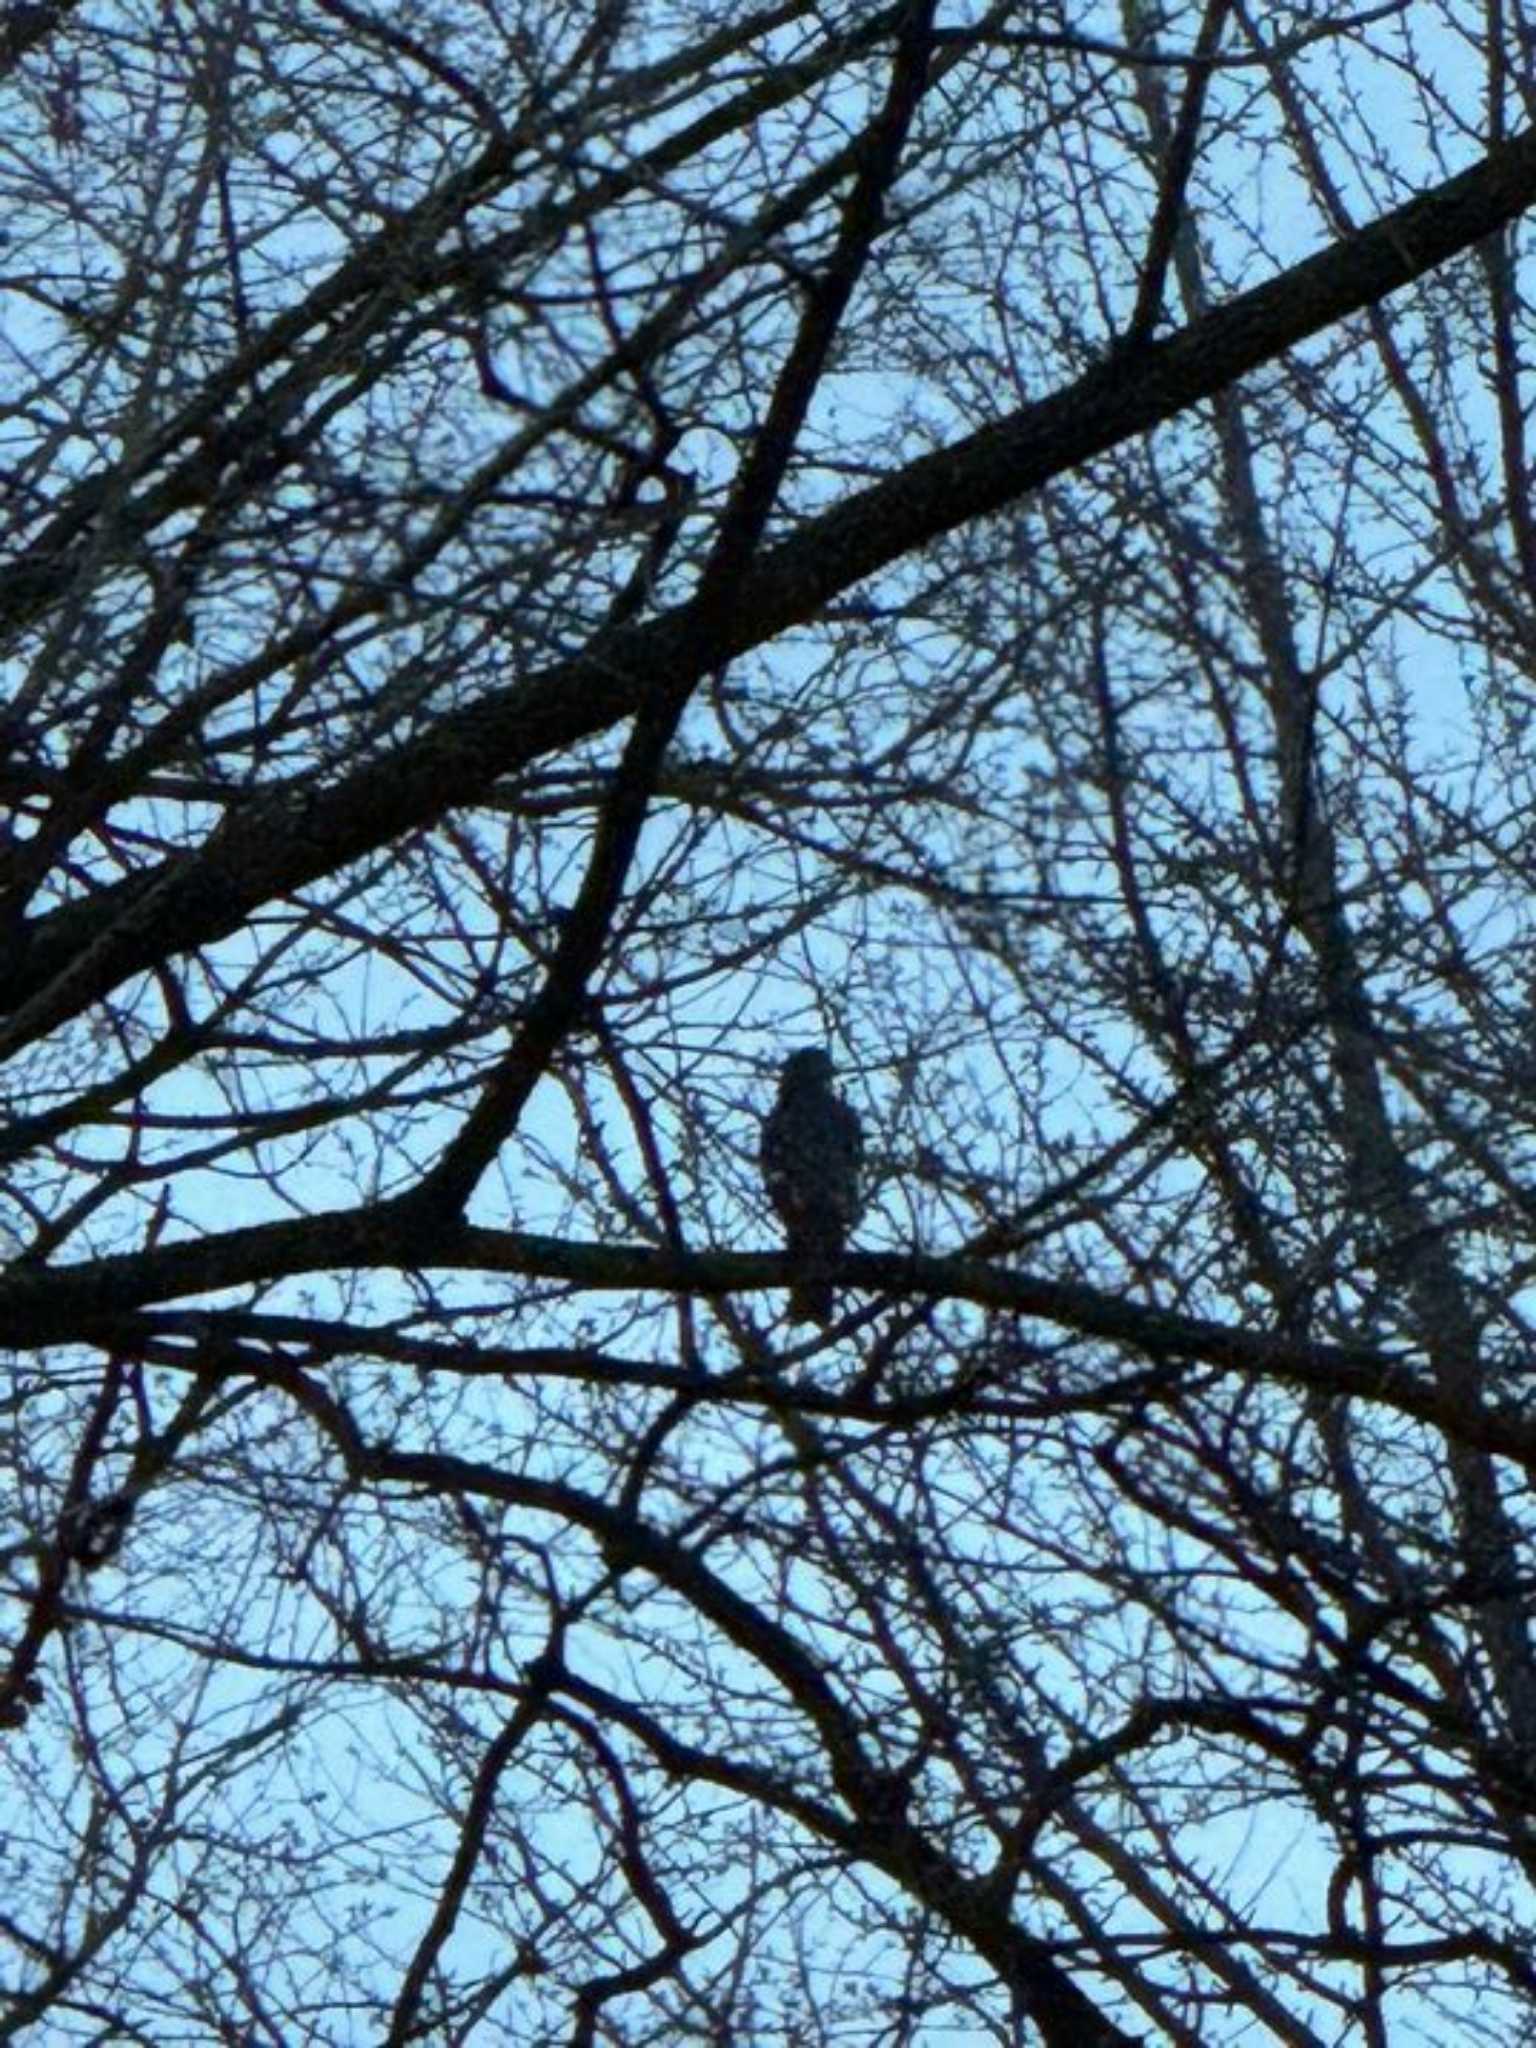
[5,1,1536,2040]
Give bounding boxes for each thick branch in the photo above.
[3,1214,1532,1472]
[11,125,1536,1046]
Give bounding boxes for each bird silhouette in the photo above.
[760,1048,864,1325]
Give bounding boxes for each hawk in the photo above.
[760,1047,864,1326]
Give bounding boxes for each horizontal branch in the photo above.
[3,1205,1532,1471]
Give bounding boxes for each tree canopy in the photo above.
[5,2,1536,2041]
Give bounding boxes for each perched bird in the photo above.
[760,1047,864,1326]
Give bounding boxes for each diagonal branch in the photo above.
[10,124,1536,1052]
[262,1359,1145,2048]
[411,0,940,1215]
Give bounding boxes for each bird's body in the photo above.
[760,1048,863,1325]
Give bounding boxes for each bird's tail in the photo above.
[788,1278,834,1327]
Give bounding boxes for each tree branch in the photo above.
[11,122,1536,1047]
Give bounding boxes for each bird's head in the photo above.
[780,1047,834,1088]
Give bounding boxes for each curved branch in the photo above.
[265,1359,1143,2048]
